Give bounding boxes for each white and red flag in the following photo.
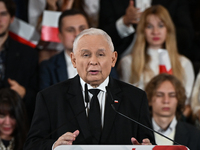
[41,10,61,43]
[158,49,172,74]
[9,17,40,48]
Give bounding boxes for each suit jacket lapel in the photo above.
[174,121,189,145]
[100,76,122,143]
[67,75,92,143]
[56,51,68,82]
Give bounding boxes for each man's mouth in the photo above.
[89,70,99,75]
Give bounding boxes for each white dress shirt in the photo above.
[80,77,109,126]
[152,117,177,145]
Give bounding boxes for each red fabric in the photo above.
[159,65,172,74]
[153,145,188,150]
[41,26,60,43]
[9,32,36,48]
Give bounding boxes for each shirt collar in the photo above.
[64,50,72,65]
[152,117,177,133]
[80,76,109,92]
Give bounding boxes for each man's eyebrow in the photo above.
[80,49,90,52]
[0,11,8,14]
[97,48,106,51]
[156,91,164,94]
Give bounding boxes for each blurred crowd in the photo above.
[0,0,200,149]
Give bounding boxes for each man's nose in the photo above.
[74,30,80,37]
[163,95,170,104]
[90,55,98,65]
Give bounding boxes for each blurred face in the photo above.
[145,14,167,49]
[0,114,16,140]
[150,81,177,120]
[71,34,117,87]
[0,2,14,37]
[58,14,89,54]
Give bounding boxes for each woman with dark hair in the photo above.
[0,88,28,150]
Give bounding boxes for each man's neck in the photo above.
[0,32,8,51]
[153,116,174,131]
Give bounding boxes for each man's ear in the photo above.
[58,32,62,42]
[70,52,77,68]
[111,51,118,67]
[10,16,15,24]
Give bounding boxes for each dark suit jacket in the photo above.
[39,51,119,90]
[99,0,193,58]
[3,36,38,121]
[39,51,68,91]
[174,121,200,150]
[24,75,155,150]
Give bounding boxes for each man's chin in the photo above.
[87,78,103,87]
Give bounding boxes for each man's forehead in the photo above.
[80,48,106,52]
[0,1,7,10]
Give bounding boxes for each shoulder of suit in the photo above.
[41,51,65,64]
[40,77,74,93]
[178,121,200,133]
[8,36,37,55]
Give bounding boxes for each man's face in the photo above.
[71,34,117,87]
[58,14,89,54]
[150,81,178,120]
[0,2,13,37]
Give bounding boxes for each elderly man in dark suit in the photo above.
[24,28,155,150]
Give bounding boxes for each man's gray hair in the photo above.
[73,28,114,53]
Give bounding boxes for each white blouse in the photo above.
[119,49,194,104]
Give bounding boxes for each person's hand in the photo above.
[131,137,152,145]
[46,0,58,10]
[8,78,26,98]
[53,130,79,149]
[123,0,142,26]
[61,0,74,11]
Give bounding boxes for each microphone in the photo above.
[43,83,89,140]
[105,86,181,145]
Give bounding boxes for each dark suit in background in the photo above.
[24,75,155,150]
[3,36,38,122]
[39,51,119,91]
[99,0,194,58]
[175,121,200,150]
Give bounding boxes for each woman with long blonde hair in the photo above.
[118,5,194,117]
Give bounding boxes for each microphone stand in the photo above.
[106,86,181,145]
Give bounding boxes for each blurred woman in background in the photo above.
[0,88,28,150]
